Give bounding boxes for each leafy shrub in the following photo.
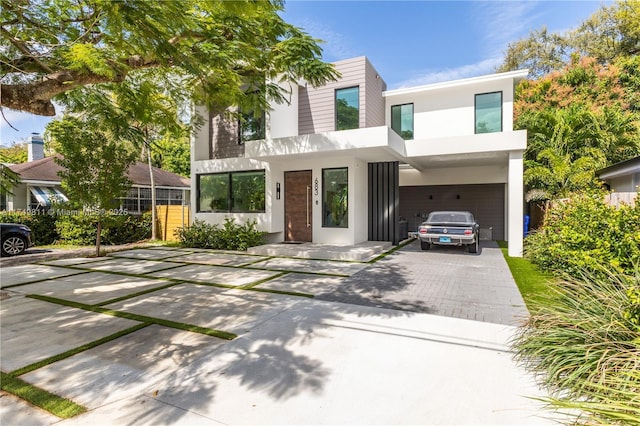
[513,269,640,425]
[0,211,58,245]
[56,212,151,245]
[175,218,265,251]
[102,212,152,245]
[525,193,640,277]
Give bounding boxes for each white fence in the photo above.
[604,192,637,207]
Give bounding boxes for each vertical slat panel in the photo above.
[367,161,400,245]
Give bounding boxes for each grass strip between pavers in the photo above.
[238,271,289,290]
[247,287,315,298]
[27,294,237,341]
[9,323,151,377]
[367,238,416,263]
[0,371,87,419]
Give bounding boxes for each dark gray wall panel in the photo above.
[368,161,400,244]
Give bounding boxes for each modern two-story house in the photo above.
[192,56,527,257]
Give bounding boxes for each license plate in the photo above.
[439,236,451,243]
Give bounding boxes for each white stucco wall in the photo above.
[267,82,299,139]
[507,151,524,257]
[399,165,508,186]
[384,73,519,139]
[192,156,370,246]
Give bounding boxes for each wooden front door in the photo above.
[284,170,312,242]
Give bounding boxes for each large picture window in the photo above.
[391,103,414,140]
[322,167,348,228]
[335,87,359,131]
[197,170,265,213]
[475,92,502,134]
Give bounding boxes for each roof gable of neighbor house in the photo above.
[596,156,640,180]
[9,156,190,188]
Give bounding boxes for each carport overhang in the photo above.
[245,127,525,257]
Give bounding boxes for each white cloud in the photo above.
[295,19,358,61]
[392,56,504,89]
[473,0,541,53]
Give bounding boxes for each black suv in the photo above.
[1,223,33,256]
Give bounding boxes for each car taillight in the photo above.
[419,229,427,234]
[464,230,473,235]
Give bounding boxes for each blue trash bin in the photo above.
[523,215,530,237]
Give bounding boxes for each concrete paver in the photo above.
[253,272,345,295]
[78,258,185,274]
[21,325,226,408]
[108,248,189,260]
[0,392,60,426]
[104,284,302,334]
[166,252,269,266]
[148,264,280,286]
[40,257,110,266]
[6,272,172,305]
[0,296,139,371]
[0,264,86,288]
[248,257,368,276]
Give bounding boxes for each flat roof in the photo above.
[383,69,529,97]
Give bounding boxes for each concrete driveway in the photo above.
[0,243,557,425]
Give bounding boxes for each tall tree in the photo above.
[151,136,190,177]
[47,116,137,256]
[515,56,640,199]
[57,77,187,240]
[498,1,640,75]
[0,0,338,116]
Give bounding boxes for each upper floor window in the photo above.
[391,103,414,140]
[239,110,265,143]
[475,92,502,134]
[335,86,359,131]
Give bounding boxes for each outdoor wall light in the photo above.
[276,182,281,200]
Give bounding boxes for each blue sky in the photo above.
[0,0,609,147]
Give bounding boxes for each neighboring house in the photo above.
[597,156,640,193]
[2,134,190,213]
[192,56,527,257]
[597,156,639,207]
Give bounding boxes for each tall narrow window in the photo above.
[239,111,265,143]
[475,92,502,134]
[335,87,359,130]
[391,103,414,140]
[322,167,348,228]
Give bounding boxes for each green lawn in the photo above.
[496,241,556,311]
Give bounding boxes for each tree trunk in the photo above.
[96,218,102,257]
[146,143,158,240]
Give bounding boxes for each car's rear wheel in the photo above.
[467,237,479,254]
[1,235,27,256]
[420,241,431,251]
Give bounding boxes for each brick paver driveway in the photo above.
[316,240,529,326]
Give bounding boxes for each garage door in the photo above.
[399,184,505,240]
